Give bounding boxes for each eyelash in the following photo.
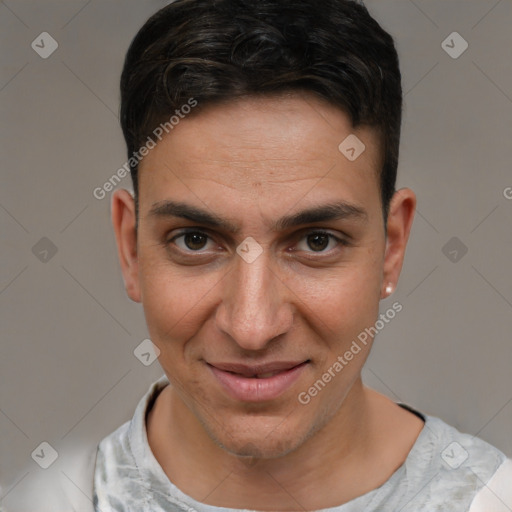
[166,229,349,257]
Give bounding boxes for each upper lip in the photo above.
[207,360,309,377]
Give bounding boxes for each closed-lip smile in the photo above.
[207,360,310,402]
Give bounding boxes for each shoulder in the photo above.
[93,375,170,510]
[93,419,141,510]
[94,419,133,478]
[401,414,510,511]
[95,373,169,476]
[468,458,512,512]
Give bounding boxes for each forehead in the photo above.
[138,93,383,219]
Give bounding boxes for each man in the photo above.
[93,0,512,510]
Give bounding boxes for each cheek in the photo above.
[290,256,383,341]
[138,255,220,353]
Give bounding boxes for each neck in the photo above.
[147,378,424,510]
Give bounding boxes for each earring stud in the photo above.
[385,284,393,295]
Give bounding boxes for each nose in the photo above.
[215,249,294,351]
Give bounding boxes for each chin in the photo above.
[203,412,312,460]
[222,435,301,460]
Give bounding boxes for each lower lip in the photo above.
[208,362,309,402]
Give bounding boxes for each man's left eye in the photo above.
[295,231,345,253]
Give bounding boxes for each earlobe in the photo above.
[381,188,416,299]
[384,283,394,297]
[111,189,141,303]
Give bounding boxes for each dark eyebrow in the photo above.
[148,200,368,234]
[274,201,368,231]
[148,201,239,233]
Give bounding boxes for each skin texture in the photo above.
[112,93,423,510]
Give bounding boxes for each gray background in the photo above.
[1,0,511,510]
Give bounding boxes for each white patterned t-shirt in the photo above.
[93,374,512,512]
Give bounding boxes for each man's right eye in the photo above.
[167,230,215,252]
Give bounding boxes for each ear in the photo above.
[111,189,141,302]
[381,188,416,299]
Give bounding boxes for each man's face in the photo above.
[116,94,408,458]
